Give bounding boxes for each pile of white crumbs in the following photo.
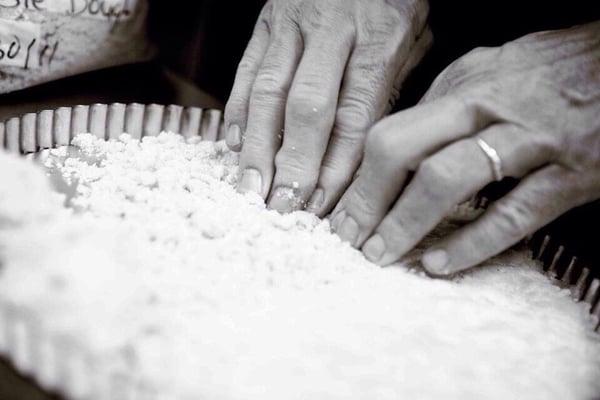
[1,132,599,400]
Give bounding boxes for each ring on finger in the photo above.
[476,138,504,182]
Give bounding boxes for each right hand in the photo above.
[225,0,431,215]
[332,22,600,275]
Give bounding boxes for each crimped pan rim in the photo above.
[0,103,226,155]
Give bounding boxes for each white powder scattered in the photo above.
[1,133,599,400]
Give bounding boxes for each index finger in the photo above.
[224,13,271,151]
[332,93,495,247]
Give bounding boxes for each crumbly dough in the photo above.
[0,133,599,400]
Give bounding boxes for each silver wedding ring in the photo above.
[476,138,504,182]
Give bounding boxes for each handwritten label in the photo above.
[0,0,45,11]
[0,19,39,69]
[0,0,137,22]
[60,0,136,21]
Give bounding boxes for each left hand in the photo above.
[331,21,600,276]
[224,0,431,215]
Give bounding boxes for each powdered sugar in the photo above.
[1,132,599,400]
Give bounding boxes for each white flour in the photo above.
[0,132,599,400]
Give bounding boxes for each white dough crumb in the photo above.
[0,132,599,400]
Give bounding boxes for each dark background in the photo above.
[149,0,600,109]
[149,0,265,104]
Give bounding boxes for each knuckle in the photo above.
[428,68,469,100]
[384,209,419,238]
[257,3,274,29]
[338,25,355,43]
[465,46,495,61]
[365,127,396,161]
[336,96,375,131]
[442,61,469,86]
[351,51,386,76]
[300,10,325,33]
[440,48,490,84]
[489,200,532,238]
[436,47,502,95]
[457,86,501,123]
[251,71,289,102]
[422,74,450,102]
[274,149,319,183]
[298,3,347,36]
[236,59,256,75]
[497,41,524,60]
[237,45,263,73]
[288,79,312,98]
[328,132,366,161]
[417,159,452,183]
[347,183,379,218]
[446,56,469,76]
[291,79,331,103]
[287,93,331,125]
[459,46,496,69]
[414,159,454,202]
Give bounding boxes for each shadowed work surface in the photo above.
[0,358,61,400]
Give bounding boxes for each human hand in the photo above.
[225,0,431,214]
[332,22,600,276]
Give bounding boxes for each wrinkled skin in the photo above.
[333,21,600,276]
[225,0,431,215]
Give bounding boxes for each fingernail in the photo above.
[238,168,262,195]
[269,186,300,213]
[306,188,324,213]
[363,234,386,262]
[338,215,359,246]
[330,210,346,232]
[226,125,242,150]
[422,249,450,275]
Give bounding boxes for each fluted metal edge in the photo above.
[0,103,226,155]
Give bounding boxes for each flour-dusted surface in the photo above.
[0,133,599,400]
